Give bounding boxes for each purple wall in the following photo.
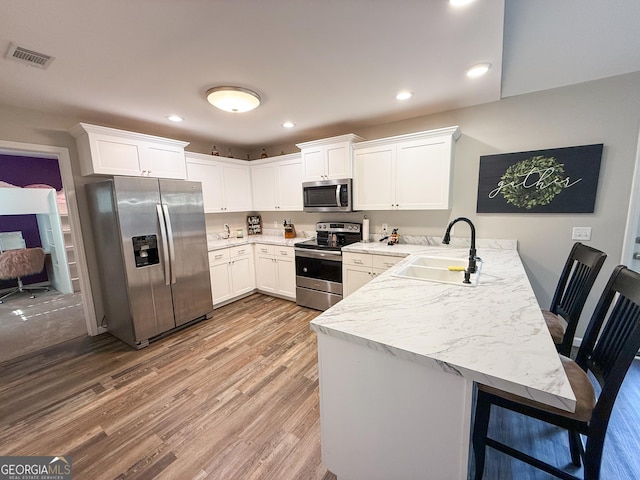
[0,154,63,287]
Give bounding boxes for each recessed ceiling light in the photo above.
[396,91,412,100]
[206,86,261,113]
[466,63,491,78]
[166,114,184,122]
[450,0,475,6]
[282,122,295,128]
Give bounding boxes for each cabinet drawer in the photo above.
[230,245,251,258]
[275,246,293,257]
[255,244,275,256]
[372,254,402,270]
[343,252,372,267]
[208,249,230,264]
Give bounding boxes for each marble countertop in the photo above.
[343,238,519,257]
[207,235,312,251]
[310,245,576,412]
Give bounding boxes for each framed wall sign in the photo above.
[247,215,262,235]
[477,144,603,213]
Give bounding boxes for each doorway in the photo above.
[0,140,97,363]
[622,125,640,269]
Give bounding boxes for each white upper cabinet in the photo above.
[353,126,460,210]
[70,123,188,179]
[297,134,364,181]
[185,152,252,213]
[250,153,303,211]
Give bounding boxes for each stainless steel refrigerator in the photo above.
[86,176,213,348]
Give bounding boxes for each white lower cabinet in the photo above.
[255,244,296,299]
[209,245,255,306]
[343,252,402,297]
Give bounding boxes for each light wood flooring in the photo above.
[0,293,335,479]
[1,292,639,479]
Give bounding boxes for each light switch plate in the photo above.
[572,226,592,241]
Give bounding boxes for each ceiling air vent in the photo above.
[6,43,55,69]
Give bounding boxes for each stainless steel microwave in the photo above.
[302,178,353,212]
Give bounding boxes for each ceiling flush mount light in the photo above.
[166,114,184,122]
[282,122,295,128]
[206,86,261,113]
[449,0,475,6]
[466,63,492,78]
[396,91,412,100]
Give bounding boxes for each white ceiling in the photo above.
[0,0,639,150]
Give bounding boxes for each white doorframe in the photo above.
[622,124,640,267]
[0,140,99,336]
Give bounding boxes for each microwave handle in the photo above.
[336,185,342,207]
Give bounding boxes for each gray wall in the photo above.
[1,71,639,340]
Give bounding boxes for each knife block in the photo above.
[284,224,296,239]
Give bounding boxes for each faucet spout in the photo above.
[442,217,477,275]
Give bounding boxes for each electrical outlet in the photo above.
[382,223,388,234]
[274,220,278,228]
[572,226,592,241]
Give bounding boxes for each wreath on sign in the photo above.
[499,156,565,209]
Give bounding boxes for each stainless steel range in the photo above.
[295,222,362,311]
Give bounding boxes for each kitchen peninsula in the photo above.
[310,241,576,480]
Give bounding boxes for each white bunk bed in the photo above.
[0,188,73,294]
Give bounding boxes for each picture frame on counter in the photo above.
[247,215,262,235]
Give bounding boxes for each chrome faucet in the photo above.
[224,223,230,239]
[442,217,477,283]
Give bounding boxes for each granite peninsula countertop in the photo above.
[310,242,576,412]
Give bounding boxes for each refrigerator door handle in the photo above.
[156,204,171,286]
[162,204,177,284]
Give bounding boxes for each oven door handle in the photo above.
[295,248,342,260]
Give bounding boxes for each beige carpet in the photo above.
[0,288,86,363]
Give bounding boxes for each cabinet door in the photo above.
[275,256,296,298]
[343,264,373,297]
[90,134,143,176]
[144,143,187,179]
[396,137,451,209]
[276,159,303,211]
[353,145,395,210]
[186,161,224,213]
[251,163,278,211]
[325,142,352,179]
[302,146,326,181]
[222,163,252,212]
[255,254,277,293]
[231,255,255,296]
[210,261,232,306]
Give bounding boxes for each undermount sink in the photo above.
[392,255,482,287]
